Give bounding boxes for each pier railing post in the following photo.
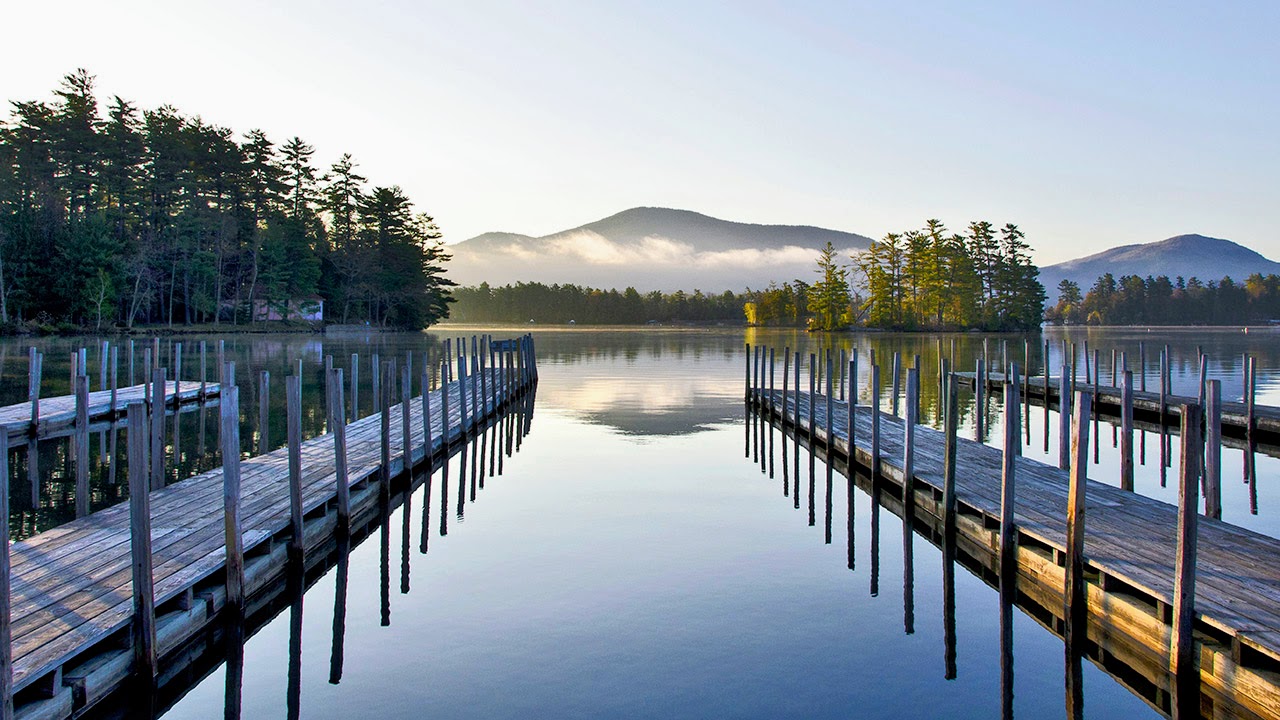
[1172,403,1203,710]
[28,348,41,435]
[1058,364,1072,470]
[902,368,918,507]
[808,354,817,441]
[286,376,304,556]
[1121,371,1135,491]
[150,367,166,490]
[782,349,790,427]
[871,364,881,478]
[975,358,985,441]
[1205,380,1222,520]
[891,352,901,417]
[220,382,245,614]
[126,403,157,680]
[258,370,270,454]
[1065,390,1092,659]
[402,364,413,479]
[327,368,351,527]
[942,367,958,546]
[0,432,12,720]
[75,374,90,518]
[848,352,858,453]
[1000,371,1018,588]
[381,361,393,492]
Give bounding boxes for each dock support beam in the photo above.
[1172,403,1203,719]
[220,380,245,614]
[127,403,157,680]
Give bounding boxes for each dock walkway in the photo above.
[954,370,1280,442]
[754,386,1280,718]
[0,382,217,443]
[5,336,536,720]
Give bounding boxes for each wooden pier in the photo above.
[0,382,216,443]
[747,350,1280,719]
[955,371,1280,445]
[0,334,538,720]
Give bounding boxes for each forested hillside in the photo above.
[0,70,454,331]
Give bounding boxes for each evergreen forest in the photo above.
[0,70,454,332]
[1047,273,1280,325]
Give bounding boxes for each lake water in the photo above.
[2,326,1277,718]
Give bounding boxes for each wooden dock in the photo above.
[0,382,217,443]
[0,334,537,720]
[954,371,1280,444]
[749,376,1280,718]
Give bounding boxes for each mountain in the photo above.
[1039,234,1280,298]
[446,207,873,291]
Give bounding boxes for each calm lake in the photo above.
[2,326,1277,719]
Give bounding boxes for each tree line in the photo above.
[1047,273,1280,325]
[747,221,1046,331]
[452,282,746,324]
[0,70,454,332]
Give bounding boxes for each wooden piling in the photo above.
[871,363,881,477]
[942,367,959,545]
[380,362,392,490]
[1247,356,1257,454]
[126,403,157,680]
[825,350,834,452]
[75,375,90,518]
[173,343,182,397]
[1197,354,1207,411]
[1084,341,1091,384]
[327,368,350,526]
[1064,390,1092,659]
[1171,403,1202,680]
[0,432,10,719]
[421,365,434,460]
[351,353,360,421]
[220,384,245,613]
[793,352,801,432]
[110,346,119,413]
[848,354,857,453]
[1092,349,1100,464]
[902,368,918,510]
[150,367,165,490]
[808,354,816,441]
[782,349,790,424]
[1139,341,1146,392]
[891,352,901,417]
[401,364,413,481]
[1058,364,1072,470]
[258,370,270,455]
[975,358,985,441]
[1121,371,1135,492]
[285,376,305,556]
[745,343,752,401]
[1205,380,1222,520]
[27,348,40,434]
[1000,372,1019,587]
[838,349,846,402]
[199,342,207,399]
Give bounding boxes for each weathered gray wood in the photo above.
[847,352,856,452]
[825,350,834,461]
[401,364,413,480]
[75,375,90,519]
[109,346,118,413]
[782,349,790,424]
[871,364,880,477]
[808,354,816,441]
[1171,403,1202,681]
[1205,380,1222,520]
[1065,390,1092,658]
[351,353,360,421]
[1120,371,1134,492]
[1092,350,1100,464]
[173,343,181,398]
[126,403,156,681]
[0,431,12,720]
[1000,371,1018,588]
[891,352,901,417]
[150,368,165,491]
[199,341,207,399]
[1139,341,1146,392]
[793,352,801,431]
[99,341,109,397]
[220,384,245,613]
[941,364,958,544]
[371,353,381,414]
[1084,340,1091,384]
[380,362,392,490]
[975,358,985,441]
[1197,353,1207,411]
[1058,365,1072,470]
[258,370,270,455]
[328,368,350,526]
[838,348,846,402]
[285,376,304,556]
[1042,340,1050,452]
[28,348,40,434]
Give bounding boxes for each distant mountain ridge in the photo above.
[447,207,872,292]
[1039,234,1280,298]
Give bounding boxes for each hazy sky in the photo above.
[3,1,1276,264]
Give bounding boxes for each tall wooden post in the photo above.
[351,353,360,421]
[286,376,305,556]
[258,370,270,454]
[1000,373,1019,587]
[327,368,350,526]
[1171,404,1202,681]
[28,348,41,434]
[1120,371,1135,492]
[1058,364,1072,470]
[941,368,958,545]
[150,367,165,490]
[975,358,985,441]
[220,383,245,613]
[127,403,157,679]
[891,352,901,417]
[0,432,12,720]
[380,361,393,491]
[848,353,857,453]
[75,375,90,518]
[1065,391,1092,659]
[402,364,413,478]
[871,364,881,477]
[1205,380,1222,520]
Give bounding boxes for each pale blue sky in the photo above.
[4,1,1276,263]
